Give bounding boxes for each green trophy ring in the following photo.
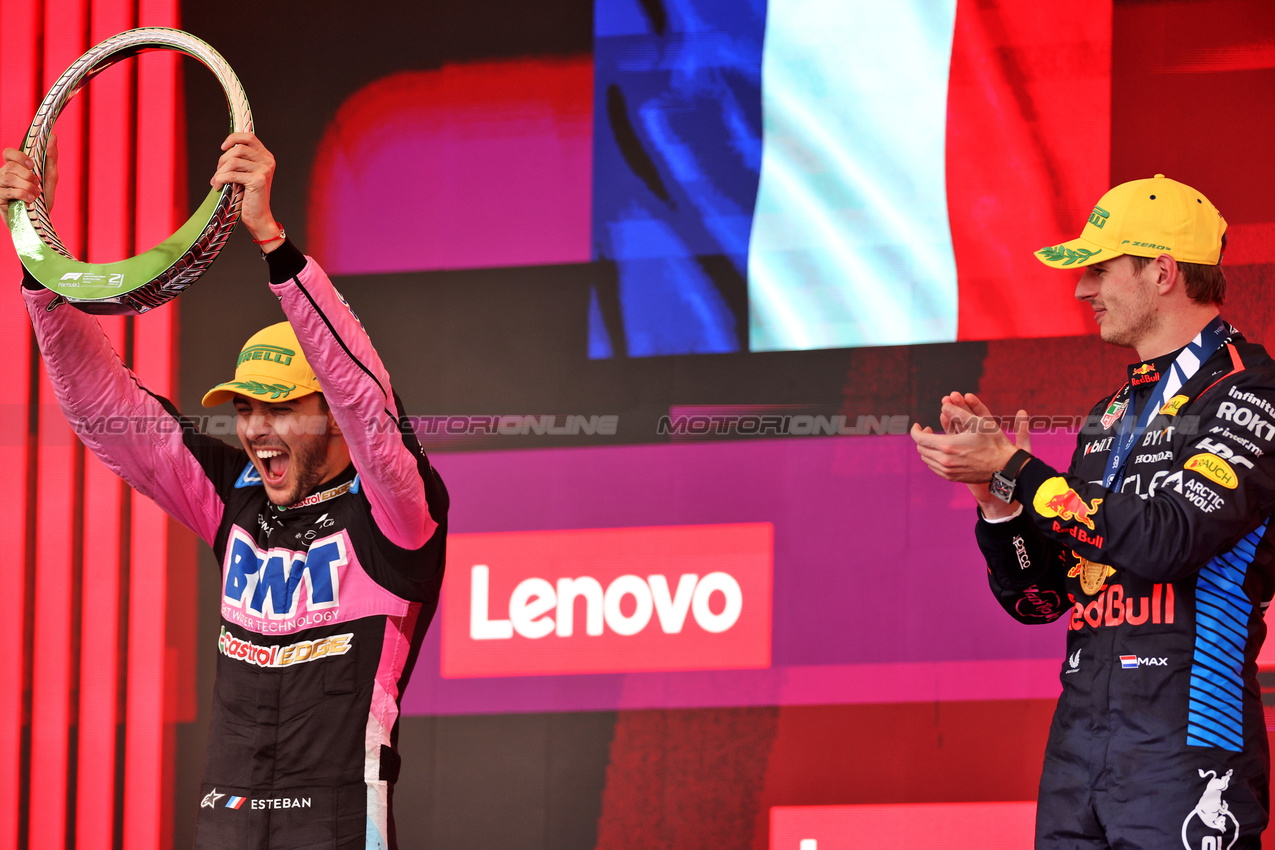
[8,28,252,314]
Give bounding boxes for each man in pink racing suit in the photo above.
[1,134,446,849]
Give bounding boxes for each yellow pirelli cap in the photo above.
[1035,174,1226,269]
[201,322,322,407]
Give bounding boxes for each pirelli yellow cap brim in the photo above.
[201,321,322,407]
[1035,174,1227,270]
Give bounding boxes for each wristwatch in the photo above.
[989,449,1033,503]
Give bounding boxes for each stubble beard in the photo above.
[1101,308,1160,350]
[273,435,332,507]
[1099,273,1160,351]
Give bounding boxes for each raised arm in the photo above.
[210,132,436,551]
[21,283,232,545]
[272,246,435,550]
[5,140,232,545]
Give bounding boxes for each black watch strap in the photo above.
[989,449,1032,504]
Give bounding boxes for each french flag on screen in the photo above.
[750,0,1112,350]
[591,0,1113,354]
[225,796,247,809]
[311,0,1112,355]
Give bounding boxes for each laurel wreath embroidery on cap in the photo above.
[229,381,296,399]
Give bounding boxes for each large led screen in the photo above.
[169,0,1275,846]
[304,0,1115,356]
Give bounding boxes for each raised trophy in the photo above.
[8,28,251,314]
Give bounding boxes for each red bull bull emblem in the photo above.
[1034,477,1103,530]
[1131,363,1159,387]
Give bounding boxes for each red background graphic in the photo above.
[946,0,1111,340]
[441,524,773,677]
[4,0,1275,848]
[0,3,192,850]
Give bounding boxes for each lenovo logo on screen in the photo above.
[440,523,773,677]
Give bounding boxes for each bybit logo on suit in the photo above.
[440,523,773,677]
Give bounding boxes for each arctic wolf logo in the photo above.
[1181,768,1239,849]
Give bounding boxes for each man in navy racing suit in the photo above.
[912,175,1275,848]
[1,134,446,849]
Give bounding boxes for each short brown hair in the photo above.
[1128,237,1227,306]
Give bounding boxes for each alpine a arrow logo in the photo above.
[234,462,262,489]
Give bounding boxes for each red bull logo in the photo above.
[1034,477,1103,530]
[1131,363,1159,386]
[1068,583,1175,630]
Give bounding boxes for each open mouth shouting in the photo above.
[254,444,291,490]
[233,393,348,508]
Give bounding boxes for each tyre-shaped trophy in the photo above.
[7,27,251,314]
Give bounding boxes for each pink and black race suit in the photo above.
[25,241,447,850]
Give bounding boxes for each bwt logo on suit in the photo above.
[440,523,773,677]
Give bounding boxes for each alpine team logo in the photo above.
[1181,768,1240,849]
[234,462,262,489]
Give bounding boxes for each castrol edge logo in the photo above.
[440,523,773,678]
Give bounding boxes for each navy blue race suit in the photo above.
[978,328,1275,848]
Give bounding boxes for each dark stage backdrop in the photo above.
[169,1,1275,848]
